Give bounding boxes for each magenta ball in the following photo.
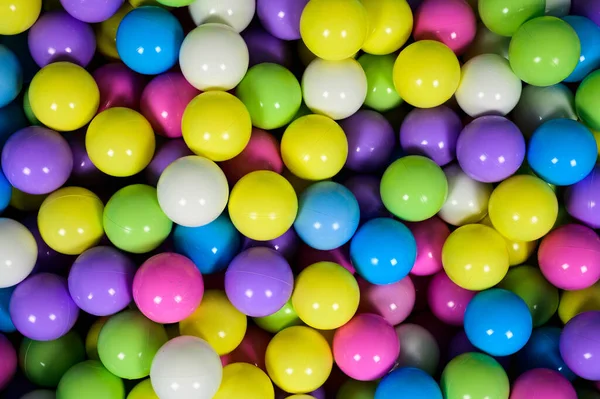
[225,247,294,317]
[333,313,399,381]
[0,334,16,390]
[560,311,600,380]
[145,139,193,186]
[9,273,79,341]
[344,175,390,221]
[256,0,308,40]
[68,246,136,316]
[242,26,293,68]
[407,216,450,276]
[60,0,124,23]
[241,227,299,262]
[358,276,415,325]
[1,126,73,195]
[133,253,204,324]
[94,63,145,113]
[565,165,600,229]
[427,271,475,326]
[510,369,576,399]
[140,72,199,138]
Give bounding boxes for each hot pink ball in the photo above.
[538,224,600,290]
[407,216,450,276]
[296,243,355,274]
[132,253,204,324]
[93,63,145,113]
[358,276,415,326]
[220,325,270,371]
[428,271,475,326]
[140,72,199,138]
[413,0,477,55]
[510,369,576,399]
[0,334,16,390]
[333,313,400,381]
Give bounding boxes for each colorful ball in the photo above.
[242,25,293,68]
[576,70,600,131]
[375,367,441,399]
[395,324,440,375]
[440,353,509,399]
[0,45,22,108]
[478,0,545,36]
[95,2,133,60]
[220,325,270,370]
[0,286,15,333]
[0,333,16,390]
[344,175,389,222]
[20,390,56,399]
[464,22,510,60]
[0,0,41,35]
[57,360,124,399]
[565,164,600,228]
[214,363,274,399]
[256,0,308,40]
[189,0,255,32]
[559,281,600,324]
[127,379,158,399]
[361,0,412,55]
[60,0,123,22]
[511,369,576,399]
[0,218,36,288]
[428,271,475,326]
[145,139,193,186]
[560,311,600,380]
[336,378,377,399]
[253,300,302,334]
[517,327,576,380]
[408,216,450,276]
[358,276,415,326]
[357,53,403,112]
[563,16,600,82]
[93,62,145,113]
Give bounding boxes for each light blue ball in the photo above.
[116,6,184,75]
[350,217,416,285]
[375,367,442,399]
[173,213,241,274]
[464,288,533,357]
[0,45,22,108]
[516,326,576,381]
[564,16,600,83]
[0,286,15,333]
[0,169,11,214]
[527,118,597,186]
[293,181,360,251]
[0,101,27,149]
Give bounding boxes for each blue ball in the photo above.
[293,181,360,251]
[116,6,184,75]
[0,45,22,108]
[173,213,241,274]
[0,33,39,84]
[527,119,597,186]
[350,217,416,284]
[375,367,442,399]
[516,326,576,381]
[0,286,15,333]
[464,288,533,357]
[0,169,10,213]
[0,101,27,150]
[564,16,600,82]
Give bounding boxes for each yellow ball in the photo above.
[266,326,332,394]
[488,175,558,242]
[480,216,538,266]
[291,261,360,330]
[9,188,47,212]
[95,2,133,60]
[361,0,413,55]
[38,187,105,255]
[393,40,460,108]
[129,0,165,7]
[593,129,600,160]
[86,107,156,177]
[300,0,368,61]
[0,0,41,35]
[281,114,348,181]
[179,290,247,356]
[442,224,510,290]
[127,379,158,399]
[29,62,99,132]
[85,317,108,361]
[558,281,600,324]
[182,91,252,162]
[228,171,298,241]
[214,363,275,399]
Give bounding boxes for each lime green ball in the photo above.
[254,300,303,333]
[336,379,376,399]
[509,16,581,87]
[19,331,85,387]
[576,70,600,131]
[103,184,172,254]
[97,310,168,380]
[23,87,40,126]
[57,360,125,399]
[380,155,448,222]
[236,63,302,130]
[358,53,402,112]
[155,0,193,6]
[479,0,545,37]
[441,353,509,399]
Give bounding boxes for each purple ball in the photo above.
[145,139,193,186]
[1,126,73,195]
[9,273,79,341]
[448,330,511,371]
[456,116,525,183]
[224,247,293,317]
[22,216,74,275]
[256,0,309,40]
[27,11,96,68]
[560,311,600,380]
[340,110,395,172]
[400,106,462,166]
[67,132,107,187]
[344,175,389,221]
[242,26,292,68]
[60,0,124,23]
[242,227,299,261]
[565,165,600,229]
[68,246,136,316]
[572,0,600,28]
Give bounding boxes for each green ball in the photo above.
[103,184,172,254]
[57,360,125,399]
[336,379,376,399]
[576,70,600,131]
[236,63,302,130]
[577,388,600,399]
[441,353,509,399]
[23,87,40,126]
[19,331,85,387]
[478,0,545,37]
[357,53,402,112]
[97,310,168,380]
[155,0,193,6]
[380,155,448,222]
[253,300,303,333]
[509,16,581,87]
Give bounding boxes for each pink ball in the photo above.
[296,243,355,274]
[358,276,415,326]
[413,0,477,55]
[510,369,576,399]
[140,72,200,138]
[132,253,204,324]
[407,216,450,276]
[538,224,600,290]
[93,63,145,113]
[0,334,16,390]
[427,271,475,326]
[221,325,270,371]
[333,313,399,381]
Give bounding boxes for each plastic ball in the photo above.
[511,369,576,399]
[256,0,308,40]
[0,0,41,35]
[357,54,402,112]
[296,243,354,274]
[361,0,413,55]
[488,175,558,242]
[565,164,600,228]
[0,99,28,149]
[56,360,124,399]
[179,23,249,91]
[37,187,104,255]
[95,2,133,60]
[20,390,56,399]
[376,367,441,399]
[0,46,22,108]
[560,311,600,380]
[214,363,274,399]
[220,325,270,370]
[344,175,389,222]
[396,323,440,375]
[28,62,99,132]
[563,16,600,82]
[428,271,475,326]
[266,326,333,394]
[242,26,293,68]
[253,299,302,333]
[464,22,511,61]
[155,0,192,5]
[0,333,16,390]
[408,216,450,276]
[358,276,414,326]
[572,0,600,28]
[145,139,193,186]
[189,0,255,32]
[337,379,377,399]
[0,287,15,332]
[128,379,158,399]
[93,63,145,113]
[517,326,576,380]
[440,353,509,399]
[60,0,123,22]
[85,317,108,361]
[576,70,600,131]
[103,184,173,254]
[478,0,545,36]
[559,281,600,324]
[546,0,571,16]
[0,218,36,288]
[393,40,460,108]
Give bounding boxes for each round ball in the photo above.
[127,379,158,399]
[517,327,575,380]
[256,0,308,40]
[440,353,509,399]
[214,363,274,399]
[145,139,193,186]
[358,53,403,112]
[577,71,600,131]
[394,324,440,376]
[361,0,413,55]
[93,62,145,113]
[0,0,41,35]
[60,0,123,23]
[375,368,442,399]
[56,360,124,399]
[428,271,475,326]
[409,216,450,276]
[463,22,510,61]
[341,110,394,172]
[0,45,22,108]
[241,227,299,261]
[253,300,302,334]
[565,164,600,228]
[0,170,11,214]
[95,2,133,60]
[563,16,600,82]
[359,276,415,325]
[20,390,56,399]
[0,219,36,288]
[558,280,600,324]
[560,311,600,380]
[189,0,255,32]
[478,0,544,36]
[0,285,15,333]
[0,333,16,390]
[511,369,576,399]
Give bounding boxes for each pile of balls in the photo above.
[3,0,600,397]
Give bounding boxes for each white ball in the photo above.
[179,23,249,91]
[394,323,440,376]
[455,53,522,118]
[189,0,255,33]
[438,164,493,227]
[157,156,229,227]
[150,336,223,399]
[302,58,367,120]
[20,390,56,399]
[0,218,37,288]
[546,0,571,17]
